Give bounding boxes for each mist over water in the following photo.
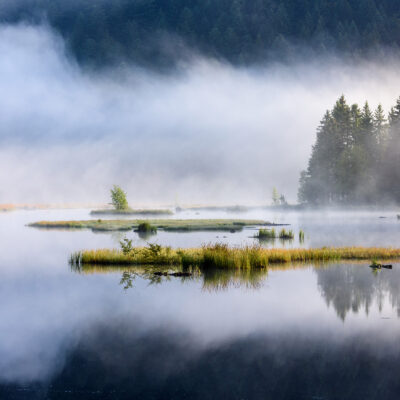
[2,23,400,204]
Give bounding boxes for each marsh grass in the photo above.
[256,228,276,239]
[255,228,295,240]
[136,222,157,234]
[70,244,400,270]
[278,229,294,239]
[29,219,268,232]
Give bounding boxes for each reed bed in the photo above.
[255,228,294,240]
[70,244,400,269]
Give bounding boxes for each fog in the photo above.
[1,23,400,205]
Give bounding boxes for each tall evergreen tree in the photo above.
[373,104,387,145]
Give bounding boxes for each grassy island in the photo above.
[90,209,173,216]
[70,244,400,269]
[28,218,271,232]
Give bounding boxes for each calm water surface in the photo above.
[1,209,400,399]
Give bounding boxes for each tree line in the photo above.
[2,0,400,68]
[298,95,400,205]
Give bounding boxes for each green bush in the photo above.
[137,222,157,233]
[110,185,128,210]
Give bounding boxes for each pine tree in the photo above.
[389,96,400,126]
[298,111,336,204]
[373,104,387,145]
[360,102,375,151]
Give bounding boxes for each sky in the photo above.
[1,23,400,205]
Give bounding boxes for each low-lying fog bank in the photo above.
[2,24,400,205]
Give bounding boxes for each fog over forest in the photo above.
[2,23,400,204]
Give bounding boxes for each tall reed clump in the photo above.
[137,222,157,234]
[256,228,296,240]
[70,244,400,269]
[299,230,305,243]
[278,229,294,239]
[256,228,276,239]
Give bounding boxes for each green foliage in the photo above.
[120,237,133,255]
[137,222,157,234]
[257,228,276,239]
[299,95,400,205]
[257,228,296,240]
[110,185,128,210]
[272,187,280,205]
[278,229,294,239]
[146,243,163,257]
[4,0,400,68]
[299,230,305,243]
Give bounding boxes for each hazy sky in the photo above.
[1,23,400,205]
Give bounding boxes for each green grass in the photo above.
[256,228,276,239]
[28,219,269,232]
[255,228,294,240]
[136,222,157,233]
[70,244,400,269]
[90,209,173,216]
[278,228,294,239]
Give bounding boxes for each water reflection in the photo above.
[77,262,400,320]
[316,263,400,320]
[2,320,400,400]
[75,264,269,291]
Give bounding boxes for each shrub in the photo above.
[110,185,129,210]
[120,238,133,255]
[137,222,157,234]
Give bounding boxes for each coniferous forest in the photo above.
[1,0,400,68]
[298,96,400,205]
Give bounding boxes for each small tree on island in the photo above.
[110,185,129,210]
[272,187,280,206]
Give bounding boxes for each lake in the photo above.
[1,208,400,399]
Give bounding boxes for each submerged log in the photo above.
[369,263,393,269]
[369,264,381,269]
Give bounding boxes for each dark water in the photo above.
[1,209,400,399]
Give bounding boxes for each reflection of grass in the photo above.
[70,244,400,269]
[91,209,173,216]
[74,260,392,292]
[29,219,268,232]
[72,263,267,290]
